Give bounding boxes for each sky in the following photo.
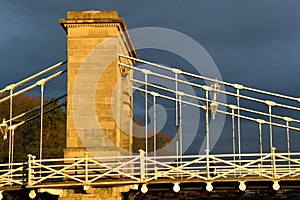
[0,0,300,154]
[0,0,300,95]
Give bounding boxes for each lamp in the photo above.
[173,183,180,193]
[210,81,220,120]
[29,190,36,199]
[211,81,220,101]
[141,184,148,193]
[239,181,246,191]
[210,101,218,119]
[206,182,213,192]
[272,181,280,191]
[0,119,8,140]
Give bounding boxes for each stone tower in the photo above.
[59,11,137,159]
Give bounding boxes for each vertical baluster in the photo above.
[265,101,276,152]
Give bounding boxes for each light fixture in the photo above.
[141,184,148,193]
[206,182,213,192]
[272,181,280,191]
[210,101,218,119]
[0,119,8,140]
[173,183,180,193]
[239,181,246,191]
[29,190,36,199]
[211,81,220,101]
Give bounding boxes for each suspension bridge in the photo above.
[0,10,300,199]
[0,54,300,199]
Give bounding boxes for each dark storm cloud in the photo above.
[187,1,300,95]
[0,0,299,96]
[0,0,299,154]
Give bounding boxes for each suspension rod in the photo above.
[0,61,66,95]
[119,54,300,102]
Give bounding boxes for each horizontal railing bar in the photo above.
[0,70,66,104]
[3,152,300,188]
[0,60,66,95]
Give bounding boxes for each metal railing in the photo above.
[1,151,300,189]
[0,55,299,192]
[0,162,26,187]
[0,61,67,172]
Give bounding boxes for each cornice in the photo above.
[63,23,119,28]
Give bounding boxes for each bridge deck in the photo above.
[1,151,300,192]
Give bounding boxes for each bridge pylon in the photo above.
[59,10,137,159]
[58,10,137,200]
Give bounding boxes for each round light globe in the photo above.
[173,183,180,193]
[273,181,280,191]
[29,190,36,199]
[206,182,213,192]
[141,184,148,194]
[239,181,246,191]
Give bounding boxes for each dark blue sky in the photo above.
[0,0,299,96]
[0,1,299,154]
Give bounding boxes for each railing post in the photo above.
[84,151,89,185]
[206,149,211,180]
[272,147,277,179]
[283,117,292,175]
[27,154,35,187]
[139,150,145,181]
[265,101,276,153]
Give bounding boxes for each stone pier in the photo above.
[58,10,137,200]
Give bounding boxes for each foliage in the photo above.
[132,132,172,154]
[0,93,66,163]
[132,120,172,153]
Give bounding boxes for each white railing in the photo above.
[0,55,299,192]
[0,162,25,187]
[27,153,140,187]
[0,61,67,171]
[1,151,300,189]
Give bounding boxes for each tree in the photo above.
[0,92,66,163]
[132,120,172,154]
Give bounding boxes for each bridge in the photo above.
[0,10,300,200]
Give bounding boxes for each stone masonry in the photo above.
[58,11,137,199]
[60,10,137,159]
